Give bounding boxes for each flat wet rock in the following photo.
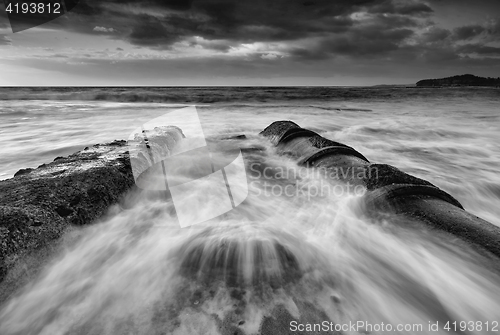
[176,227,304,289]
[0,140,135,291]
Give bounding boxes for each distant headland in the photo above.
[416,74,500,87]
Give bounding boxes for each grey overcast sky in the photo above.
[0,0,499,85]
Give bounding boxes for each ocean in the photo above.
[1,86,499,224]
[0,86,500,334]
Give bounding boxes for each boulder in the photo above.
[0,140,134,295]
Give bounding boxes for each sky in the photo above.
[0,0,499,86]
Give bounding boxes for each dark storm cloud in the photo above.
[486,19,500,36]
[289,27,414,60]
[370,14,421,28]
[56,0,385,45]
[70,0,101,16]
[7,0,498,67]
[127,15,181,47]
[421,27,451,43]
[47,0,448,62]
[116,0,193,11]
[396,2,433,15]
[453,25,485,40]
[327,28,414,55]
[420,46,460,62]
[457,44,500,55]
[70,0,192,15]
[4,0,433,57]
[446,19,500,44]
[288,47,329,60]
[103,0,417,49]
[156,0,364,42]
[368,0,433,15]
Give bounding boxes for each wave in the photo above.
[0,110,28,117]
[310,106,373,112]
[1,141,500,334]
[1,86,498,104]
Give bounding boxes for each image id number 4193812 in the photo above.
[443,321,498,332]
[5,1,61,14]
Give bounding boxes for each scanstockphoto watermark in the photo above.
[290,321,425,333]
[253,179,366,199]
[290,320,500,333]
[248,163,378,199]
[248,163,379,182]
[126,105,376,227]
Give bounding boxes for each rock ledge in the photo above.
[0,140,134,284]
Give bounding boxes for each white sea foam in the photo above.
[0,87,499,334]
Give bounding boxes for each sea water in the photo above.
[0,87,499,334]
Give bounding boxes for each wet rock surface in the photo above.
[260,120,500,260]
[0,140,135,287]
[1,121,498,335]
[176,227,305,289]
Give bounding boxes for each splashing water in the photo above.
[1,135,499,335]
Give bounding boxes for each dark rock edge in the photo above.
[0,140,135,302]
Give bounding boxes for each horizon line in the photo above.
[0,84,416,88]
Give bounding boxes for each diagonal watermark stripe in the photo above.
[127,106,249,228]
